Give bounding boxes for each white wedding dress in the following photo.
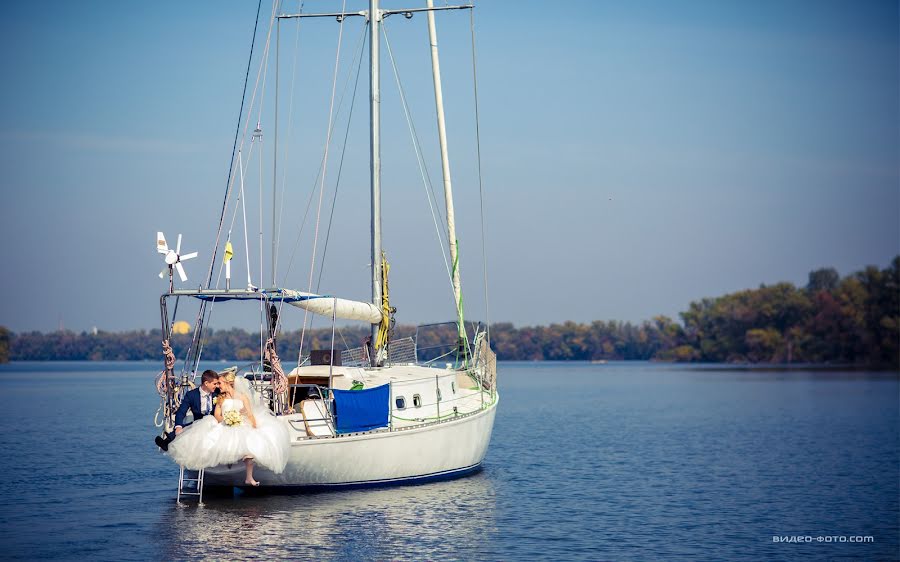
[168,382,291,473]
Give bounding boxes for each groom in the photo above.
[154,369,221,451]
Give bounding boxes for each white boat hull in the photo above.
[204,395,498,489]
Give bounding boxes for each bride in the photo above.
[167,371,290,486]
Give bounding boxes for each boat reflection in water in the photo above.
[159,473,497,560]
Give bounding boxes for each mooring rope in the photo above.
[154,339,179,428]
[265,337,289,413]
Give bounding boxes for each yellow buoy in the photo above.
[171,320,191,335]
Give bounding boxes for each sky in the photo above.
[0,0,897,334]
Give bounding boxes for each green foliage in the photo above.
[0,326,9,363]
[806,267,840,292]
[676,257,898,367]
[7,259,898,368]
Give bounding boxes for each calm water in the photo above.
[0,361,897,561]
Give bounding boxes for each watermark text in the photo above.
[773,535,874,544]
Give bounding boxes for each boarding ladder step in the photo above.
[176,466,205,505]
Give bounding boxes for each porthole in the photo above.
[395,396,406,410]
[413,394,422,408]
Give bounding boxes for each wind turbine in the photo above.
[157,232,198,291]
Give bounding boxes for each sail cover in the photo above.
[332,384,390,433]
[188,288,382,324]
[280,289,382,324]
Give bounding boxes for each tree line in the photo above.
[2,257,897,367]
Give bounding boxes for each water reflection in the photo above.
[158,473,497,560]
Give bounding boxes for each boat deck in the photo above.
[280,363,494,437]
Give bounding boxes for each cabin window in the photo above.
[413,394,422,408]
[395,396,406,410]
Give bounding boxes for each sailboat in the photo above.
[153,0,498,491]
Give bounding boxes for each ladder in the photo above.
[176,466,205,505]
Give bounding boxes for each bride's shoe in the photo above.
[245,479,260,487]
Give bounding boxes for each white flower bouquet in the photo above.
[223,410,243,427]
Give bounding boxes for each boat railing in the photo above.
[287,383,336,433]
[337,336,417,367]
[386,337,417,364]
[340,347,367,367]
[416,341,458,365]
[414,321,486,367]
[418,345,456,366]
[472,331,497,394]
[239,349,492,408]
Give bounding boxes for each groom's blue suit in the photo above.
[155,370,223,452]
[159,388,220,445]
[174,387,219,430]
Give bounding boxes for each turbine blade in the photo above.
[175,262,187,282]
[159,268,167,279]
[176,234,182,255]
[180,252,198,261]
[157,232,168,254]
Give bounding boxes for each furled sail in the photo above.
[279,289,383,324]
[187,288,383,324]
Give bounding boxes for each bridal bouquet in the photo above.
[223,410,243,427]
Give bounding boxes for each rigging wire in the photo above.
[313,37,368,377]
[469,6,491,345]
[181,3,488,379]
[219,141,263,291]
[270,4,305,360]
[381,20,447,232]
[274,1,306,284]
[296,0,349,371]
[272,22,367,369]
[315,24,368,292]
[207,1,279,291]
[239,151,254,289]
[251,2,280,364]
[204,0,264,291]
[381,22,455,296]
[180,0,264,379]
[267,20,367,388]
[193,2,279,375]
[278,22,368,292]
[258,137,265,360]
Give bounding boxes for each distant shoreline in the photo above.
[1,257,897,368]
[1,358,896,373]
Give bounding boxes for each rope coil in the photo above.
[265,338,289,414]
[154,339,193,430]
[154,340,177,428]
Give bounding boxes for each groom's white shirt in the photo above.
[199,387,214,414]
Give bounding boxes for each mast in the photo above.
[426,0,465,341]
[272,17,280,287]
[274,2,473,364]
[369,0,384,364]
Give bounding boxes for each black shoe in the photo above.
[155,436,169,451]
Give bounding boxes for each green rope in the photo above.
[451,239,470,368]
[451,239,464,337]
